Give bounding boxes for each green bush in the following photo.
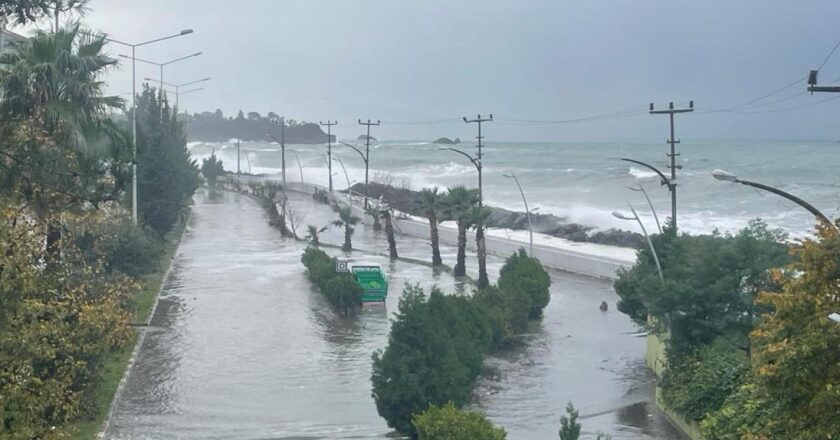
[201,151,225,186]
[301,247,362,310]
[701,380,783,440]
[498,249,551,319]
[371,284,492,436]
[614,220,790,356]
[74,218,163,277]
[473,285,529,346]
[660,342,749,421]
[413,402,506,440]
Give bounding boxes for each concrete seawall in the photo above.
[289,182,636,280]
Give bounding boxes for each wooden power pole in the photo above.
[358,119,380,209]
[463,114,493,207]
[650,101,693,233]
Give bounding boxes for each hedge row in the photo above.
[301,247,362,312]
[371,249,551,436]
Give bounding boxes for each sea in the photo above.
[188,139,839,239]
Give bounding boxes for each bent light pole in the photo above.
[335,156,352,190]
[712,169,838,231]
[621,157,674,232]
[502,171,536,256]
[627,183,662,234]
[98,28,194,224]
[614,203,664,281]
[340,141,369,207]
[288,150,304,185]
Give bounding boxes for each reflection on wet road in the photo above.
[107,188,682,439]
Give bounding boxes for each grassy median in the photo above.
[69,213,190,440]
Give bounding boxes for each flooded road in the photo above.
[107,188,683,439]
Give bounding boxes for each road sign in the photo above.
[336,260,349,273]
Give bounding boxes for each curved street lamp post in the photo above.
[613,202,664,281]
[502,171,536,256]
[712,169,837,231]
[627,183,662,234]
[340,141,370,207]
[621,157,674,232]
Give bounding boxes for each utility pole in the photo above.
[236,139,241,175]
[807,70,840,94]
[320,120,338,192]
[649,101,693,233]
[463,114,493,207]
[358,119,380,209]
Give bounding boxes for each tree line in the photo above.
[0,7,200,437]
[186,109,334,144]
[614,219,840,439]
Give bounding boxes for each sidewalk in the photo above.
[289,182,637,280]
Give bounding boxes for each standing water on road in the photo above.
[108,189,682,439]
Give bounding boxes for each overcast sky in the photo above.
[30,0,840,141]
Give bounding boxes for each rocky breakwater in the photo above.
[349,182,643,248]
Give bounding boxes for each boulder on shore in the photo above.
[346,181,644,248]
[433,137,461,145]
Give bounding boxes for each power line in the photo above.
[704,94,840,114]
[495,105,648,125]
[727,76,807,110]
[380,117,462,125]
[817,35,840,71]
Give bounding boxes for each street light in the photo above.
[95,28,195,224]
[121,51,203,100]
[621,157,674,232]
[288,150,305,185]
[627,183,662,234]
[340,141,370,206]
[334,156,352,190]
[502,171,536,256]
[712,169,838,231]
[613,202,664,281]
[146,76,210,108]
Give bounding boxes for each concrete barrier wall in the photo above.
[289,182,635,280]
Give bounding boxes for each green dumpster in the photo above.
[352,266,388,303]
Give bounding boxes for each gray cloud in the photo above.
[74,0,840,141]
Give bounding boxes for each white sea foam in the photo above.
[628,167,658,179]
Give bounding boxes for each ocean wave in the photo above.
[628,167,658,179]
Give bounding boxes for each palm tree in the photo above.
[305,224,327,246]
[332,206,360,251]
[0,25,123,252]
[417,187,444,266]
[468,205,492,288]
[0,25,123,150]
[445,186,479,277]
[381,207,398,260]
[365,205,382,231]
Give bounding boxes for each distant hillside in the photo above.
[186,110,333,144]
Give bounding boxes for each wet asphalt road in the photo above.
[106,188,683,439]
